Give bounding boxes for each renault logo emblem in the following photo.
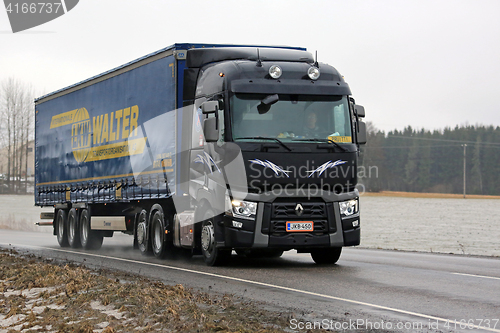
[295,203,304,216]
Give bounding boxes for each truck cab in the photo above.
[181,47,367,265]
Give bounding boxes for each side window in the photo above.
[191,98,206,148]
[334,104,346,136]
[206,95,225,146]
[217,107,225,146]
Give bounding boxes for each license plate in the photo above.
[286,221,314,232]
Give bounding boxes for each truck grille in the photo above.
[272,202,326,219]
[268,201,329,234]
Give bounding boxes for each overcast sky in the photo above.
[1,0,499,133]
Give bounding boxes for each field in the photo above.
[362,191,500,199]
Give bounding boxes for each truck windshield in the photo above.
[230,94,352,143]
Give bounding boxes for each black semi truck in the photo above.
[35,43,367,265]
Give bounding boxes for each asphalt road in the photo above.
[1,229,499,333]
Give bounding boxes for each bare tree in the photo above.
[0,78,35,193]
[365,121,379,136]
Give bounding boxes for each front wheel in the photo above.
[201,210,231,266]
[311,247,342,264]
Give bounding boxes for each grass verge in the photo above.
[0,248,301,333]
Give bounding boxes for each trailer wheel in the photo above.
[79,209,103,250]
[201,209,231,266]
[56,209,69,247]
[67,208,81,248]
[310,247,342,264]
[136,209,152,255]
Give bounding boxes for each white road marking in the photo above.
[4,243,500,333]
[453,272,500,281]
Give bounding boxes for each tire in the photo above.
[200,209,231,266]
[56,209,69,248]
[151,211,169,259]
[79,209,103,250]
[136,209,152,255]
[311,247,342,264]
[67,208,81,248]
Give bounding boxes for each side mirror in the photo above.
[203,117,219,142]
[357,120,367,145]
[201,101,219,114]
[354,105,365,118]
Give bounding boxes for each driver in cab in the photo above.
[303,111,320,138]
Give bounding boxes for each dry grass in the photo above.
[0,248,299,333]
[362,191,500,199]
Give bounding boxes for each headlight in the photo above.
[231,200,257,220]
[339,199,358,217]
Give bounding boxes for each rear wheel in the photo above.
[311,247,342,264]
[151,211,171,259]
[136,210,152,255]
[56,209,69,247]
[67,208,81,248]
[201,209,231,266]
[79,209,103,250]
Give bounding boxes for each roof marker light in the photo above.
[308,67,321,80]
[269,65,282,79]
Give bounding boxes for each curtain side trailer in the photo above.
[35,43,367,265]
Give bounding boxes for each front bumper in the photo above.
[222,199,360,249]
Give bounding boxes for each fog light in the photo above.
[352,220,359,228]
[307,67,320,80]
[269,65,282,79]
[232,221,243,228]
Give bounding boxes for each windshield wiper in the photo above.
[235,137,292,151]
[291,138,347,152]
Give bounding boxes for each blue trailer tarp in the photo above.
[35,54,177,205]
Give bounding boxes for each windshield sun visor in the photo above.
[229,79,352,96]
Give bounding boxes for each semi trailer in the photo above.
[35,43,367,265]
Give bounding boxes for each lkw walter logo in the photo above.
[4,0,79,33]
